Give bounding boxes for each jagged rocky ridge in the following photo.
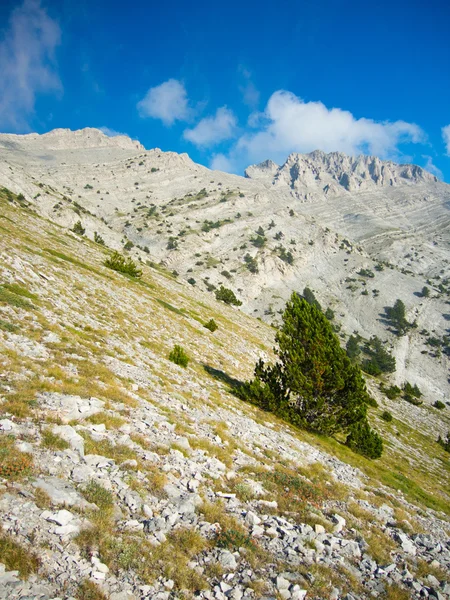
[245,151,437,195]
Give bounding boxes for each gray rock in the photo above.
[32,477,87,507]
[219,550,238,571]
[52,425,85,456]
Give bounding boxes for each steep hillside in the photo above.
[0,183,449,599]
[0,128,449,411]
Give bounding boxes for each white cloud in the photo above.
[422,155,442,180]
[99,126,127,137]
[442,124,450,155]
[210,153,237,172]
[238,66,260,109]
[237,91,426,165]
[183,106,237,147]
[0,0,62,131]
[137,79,189,125]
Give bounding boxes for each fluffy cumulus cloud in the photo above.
[137,79,190,125]
[0,0,62,130]
[442,125,450,155]
[237,91,426,165]
[183,106,237,147]
[213,90,426,173]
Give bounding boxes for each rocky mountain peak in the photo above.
[244,158,279,179]
[0,127,145,152]
[246,150,438,195]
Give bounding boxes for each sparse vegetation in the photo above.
[41,429,70,450]
[104,251,142,278]
[168,344,189,367]
[203,318,218,332]
[0,528,40,578]
[0,436,33,479]
[215,285,242,306]
[71,220,85,235]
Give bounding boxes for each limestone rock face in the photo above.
[246,149,438,195]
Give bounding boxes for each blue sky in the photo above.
[0,0,449,180]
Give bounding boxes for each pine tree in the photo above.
[302,287,322,312]
[385,299,411,336]
[346,335,361,360]
[238,293,376,438]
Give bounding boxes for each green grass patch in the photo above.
[0,285,36,310]
[41,429,70,451]
[0,319,19,333]
[43,248,106,277]
[156,298,186,316]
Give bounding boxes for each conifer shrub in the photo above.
[346,420,383,459]
[381,410,393,422]
[104,251,142,278]
[94,232,105,245]
[71,220,85,235]
[244,254,258,273]
[384,299,413,336]
[236,293,382,457]
[203,318,218,332]
[362,336,396,375]
[251,234,266,248]
[169,345,189,367]
[402,382,422,405]
[346,334,361,360]
[433,400,445,410]
[382,385,402,400]
[215,286,242,306]
[302,287,321,311]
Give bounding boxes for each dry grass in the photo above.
[33,487,52,509]
[0,528,40,578]
[76,579,109,600]
[0,436,33,479]
[80,432,137,464]
[76,523,207,592]
[141,463,168,498]
[86,411,126,429]
[81,480,114,511]
[382,584,412,599]
[189,436,233,467]
[414,557,448,581]
[365,528,398,565]
[40,429,70,450]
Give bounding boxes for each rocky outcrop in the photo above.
[246,150,438,194]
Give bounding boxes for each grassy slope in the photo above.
[0,187,449,597]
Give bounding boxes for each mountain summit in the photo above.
[245,150,438,196]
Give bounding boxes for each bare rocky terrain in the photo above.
[0,129,449,600]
